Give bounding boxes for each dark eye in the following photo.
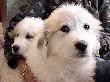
[16,34,19,37]
[84,24,90,30]
[60,25,70,32]
[26,34,33,39]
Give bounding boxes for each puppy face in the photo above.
[12,17,44,55]
[45,5,102,59]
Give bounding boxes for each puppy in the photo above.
[0,17,44,82]
[25,5,101,82]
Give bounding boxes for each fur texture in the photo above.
[0,17,44,82]
[24,5,102,82]
[0,5,102,82]
[12,17,44,55]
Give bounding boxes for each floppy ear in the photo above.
[93,30,101,57]
[93,21,103,57]
[37,32,48,58]
[37,38,44,49]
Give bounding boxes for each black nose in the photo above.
[13,45,19,52]
[75,40,87,52]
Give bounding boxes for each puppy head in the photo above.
[44,4,102,59]
[12,17,44,55]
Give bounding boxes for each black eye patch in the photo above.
[60,25,70,32]
[84,24,90,30]
[26,34,33,39]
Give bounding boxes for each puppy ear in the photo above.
[37,30,49,49]
[37,38,44,49]
[93,41,100,57]
[37,33,48,58]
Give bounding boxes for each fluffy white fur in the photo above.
[12,17,44,55]
[23,5,102,82]
[0,17,44,82]
[0,5,102,82]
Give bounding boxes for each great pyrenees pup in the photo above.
[0,17,44,82]
[25,5,101,82]
[0,5,102,82]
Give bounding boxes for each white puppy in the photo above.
[12,17,44,56]
[0,17,44,82]
[0,5,102,82]
[24,5,102,82]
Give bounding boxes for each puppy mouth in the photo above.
[12,51,23,58]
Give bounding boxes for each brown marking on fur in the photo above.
[37,38,44,49]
